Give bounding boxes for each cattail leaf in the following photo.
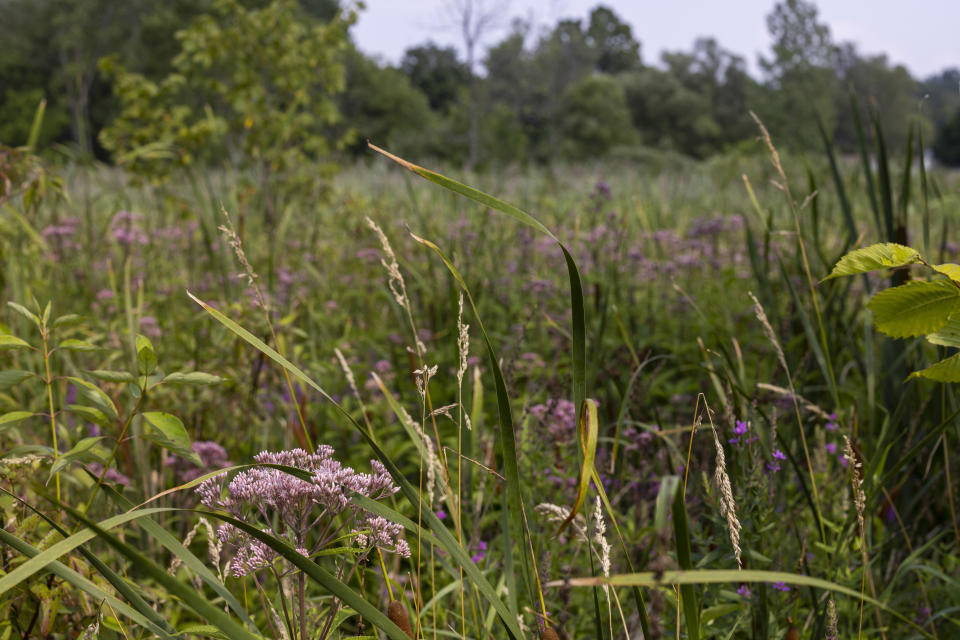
[0,524,177,639]
[97,482,259,632]
[867,279,960,338]
[0,506,172,597]
[50,501,261,640]
[823,243,919,281]
[546,569,932,637]
[556,399,598,536]
[0,370,34,389]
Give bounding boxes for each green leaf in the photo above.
[0,411,34,430]
[58,339,101,352]
[0,370,34,390]
[136,334,158,376]
[65,404,112,427]
[556,399,598,535]
[52,314,85,329]
[867,279,960,338]
[160,371,225,386]
[926,316,960,347]
[141,412,201,465]
[909,353,960,382]
[0,334,32,349]
[823,242,920,280]
[48,437,107,480]
[7,302,40,326]
[65,377,118,420]
[86,369,137,383]
[934,263,960,282]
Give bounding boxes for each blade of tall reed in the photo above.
[26,98,46,151]
[99,482,259,631]
[0,527,178,639]
[546,570,933,637]
[671,476,700,640]
[816,114,857,249]
[187,291,525,639]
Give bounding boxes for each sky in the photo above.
[350,0,959,79]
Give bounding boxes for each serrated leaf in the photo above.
[65,377,118,420]
[66,404,112,427]
[160,371,224,386]
[49,437,107,481]
[926,316,960,347]
[52,314,85,328]
[823,242,920,280]
[0,411,34,430]
[0,334,32,349]
[867,279,960,338]
[141,412,200,465]
[7,302,40,326]
[58,339,101,352]
[909,353,960,382]
[934,264,960,282]
[86,370,137,383]
[0,370,34,389]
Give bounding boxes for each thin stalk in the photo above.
[81,391,146,520]
[40,324,61,524]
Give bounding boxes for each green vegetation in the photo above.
[1,0,960,639]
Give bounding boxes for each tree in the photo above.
[757,0,838,148]
[585,5,641,73]
[400,43,470,113]
[443,0,508,170]
[934,106,960,166]
[100,0,355,220]
[561,74,634,158]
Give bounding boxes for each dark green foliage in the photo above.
[934,106,960,166]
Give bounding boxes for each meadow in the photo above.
[1,122,960,639]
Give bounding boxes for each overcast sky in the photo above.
[351,0,959,79]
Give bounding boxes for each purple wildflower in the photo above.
[166,440,232,483]
[737,584,751,597]
[435,510,447,520]
[825,442,837,455]
[825,412,838,431]
[87,462,131,486]
[772,581,790,592]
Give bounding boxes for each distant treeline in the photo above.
[2,0,959,167]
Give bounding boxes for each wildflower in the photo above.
[529,398,577,440]
[197,445,408,577]
[166,440,232,483]
[825,412,838,431]
[825,442,837,455]
[729,419,749,444]
[471,539,487,563]
[435,510,447,520]
[772,581,790,592]
[88,462,131,486]
[737,584,751,597]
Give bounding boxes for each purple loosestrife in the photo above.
[197,445,408,577]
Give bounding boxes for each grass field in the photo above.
[2,130,960,639]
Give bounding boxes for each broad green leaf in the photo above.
[86,369,137,383]
[160,371,225,386]
[867,279,960,338]
[926,316,960,348]
[934,263,960,282]
[0,370,34,389]
[52,314,85,328]
[137,334,158,376]
[7,302,40,326]
[65,404,112,427]
[0,411,34,430]
[66,377,118,420]
[48,437,107,480]
[142,411,201,465]
[0,334,32,349]
[823,242,920,280]
[909,353,960,382]
[57,339,101,352]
